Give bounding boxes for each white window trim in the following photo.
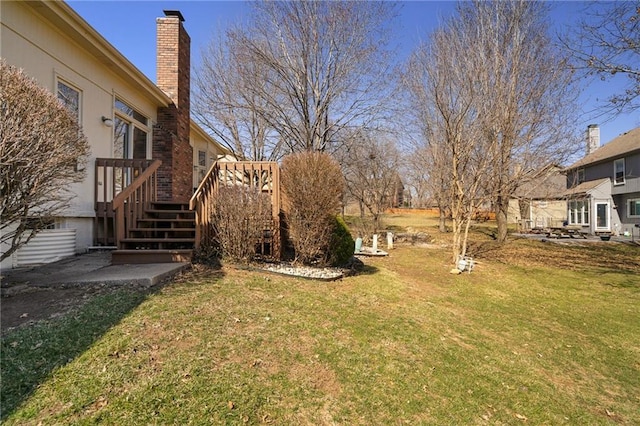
[613,158,625,186]
[628,198,640,218]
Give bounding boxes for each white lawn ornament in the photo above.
[457,255,475,273]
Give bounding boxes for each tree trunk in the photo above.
[438,208,447,233]
[495,196,510,243]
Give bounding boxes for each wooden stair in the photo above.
[111,201,196,265]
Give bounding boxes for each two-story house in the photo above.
[1,1,232,269]
[564,125,640,236]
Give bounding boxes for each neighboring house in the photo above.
[564,125,640,236]
[508,165,567,230]
[1,1,231,269]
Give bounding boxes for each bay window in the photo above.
[568,199,589,225]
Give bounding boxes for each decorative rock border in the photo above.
[258,263,344,281]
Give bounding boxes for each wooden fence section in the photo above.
[94,158,159,246]
[190,161,281,259]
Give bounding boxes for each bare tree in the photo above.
[1,60,90,261]
[401,145,433,209]
[403,1,582,259]
[337,130,402,234]
[193,31,282,161]
[398,99,454,234]
[561,1,640,115]
[221,1,398,153]
[460,0,581,242]
[404,142,451,233]
[404,22,495,264]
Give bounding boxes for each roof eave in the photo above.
[26,1,172,107]
[190,119,233,156]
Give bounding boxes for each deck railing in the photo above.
[190,161,281,258]
[94,158,160,247]
[189,162,220,249]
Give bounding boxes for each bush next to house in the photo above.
[280,151,345,266]
[207,185,272,263]
[0,60,90,261]
[330,215,355,266]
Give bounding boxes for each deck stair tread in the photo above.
[129,227,196,232]
[113,201,196,264]
[121,238,196,243]
[145,209,195,215]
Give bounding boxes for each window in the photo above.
[568,199,589,225]
[629,199,640,218]
[196,150,207,183]
[113,98,149,160]
[113,98,150,192]
[614,158,625,185]
[57,79,83,171]
[115,98,147,125]
[57,79,81,120]
[577,168,585,184]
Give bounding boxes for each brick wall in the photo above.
[154,11,192,202]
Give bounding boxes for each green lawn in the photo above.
[2,220,639,424]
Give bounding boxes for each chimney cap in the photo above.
[163,10,185,22]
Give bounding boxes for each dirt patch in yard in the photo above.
[1,284,122,334]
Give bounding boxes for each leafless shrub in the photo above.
[1,60,90,261]
[209,185,272,263]
[281,151,344,265]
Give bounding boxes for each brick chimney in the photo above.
[586,124,600,156]
[153,10,192,202]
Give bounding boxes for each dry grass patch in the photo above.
[470,237,640,275]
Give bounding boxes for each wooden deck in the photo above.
[95,159,282,264]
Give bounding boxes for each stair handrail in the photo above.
[190,161,220,250]
[190,161,282,258]
[112,159,162,248]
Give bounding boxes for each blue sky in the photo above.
[67,0,639,147]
